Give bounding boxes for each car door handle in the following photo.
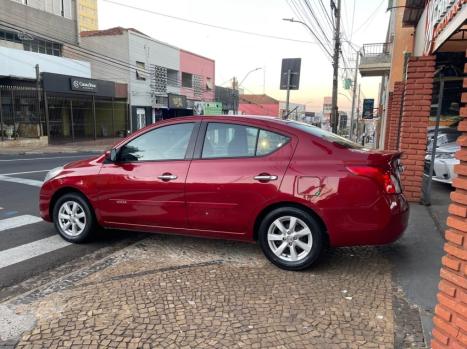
[254,174,278,182]
[157,174,178,181]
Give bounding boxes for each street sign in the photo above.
[280,58,301,90]
[362,99,374,119]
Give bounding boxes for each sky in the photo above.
[97,0,390,113]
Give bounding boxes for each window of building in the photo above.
[119,123,195,162]
[22,37,61,56]
[182,72,193,88]
[206,77,213,90]
[136,61,146,81]
[167,69,179,87]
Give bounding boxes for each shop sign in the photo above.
[423,0,465,54]
[362,99,374,120]
[168,93,187,109]
[194,101,223,115]
[70,77,97,93]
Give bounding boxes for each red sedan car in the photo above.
[40,116,409,270]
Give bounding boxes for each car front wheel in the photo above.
[258,207,324,271]
[53,193,95,243]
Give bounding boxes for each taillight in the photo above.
[346,166,400,194]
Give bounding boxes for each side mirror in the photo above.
[110,148,118,162]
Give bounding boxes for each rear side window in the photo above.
[201,122,290,159]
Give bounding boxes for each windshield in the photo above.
[288,121,363,149]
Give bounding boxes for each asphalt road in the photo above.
[0,152,143,301]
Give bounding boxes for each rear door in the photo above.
[185,121,296,237]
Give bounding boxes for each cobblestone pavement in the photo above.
[3,234,425,348]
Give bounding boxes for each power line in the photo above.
[102,0,320,45]
[285,0,333,61]
[317,0,335,31]
[302,0,333,47]
[353,0,385,34]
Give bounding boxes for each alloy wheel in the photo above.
[267,216,313,262]
[58,200,87,237]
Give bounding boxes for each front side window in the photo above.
[119,123,194,162]
[201,123,290,159]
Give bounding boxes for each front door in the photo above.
[185,122,295,237]
[97,122,198,229]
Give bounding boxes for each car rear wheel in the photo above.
[258,207,324,271]
[53,193,95,243]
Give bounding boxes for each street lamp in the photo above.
[239,67,263,87]
[233,67,263,114]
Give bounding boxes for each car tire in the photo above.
[53,192,95,243]
[258,207,324,271]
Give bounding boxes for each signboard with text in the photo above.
[70,77,98,93]
[168,93,187,109]
[280,58,301,90]
[362,99,374,119]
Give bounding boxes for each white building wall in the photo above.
[128,31,180,107]
[0,46,90,79]
[10,0,74,19]
[65,32,130,84]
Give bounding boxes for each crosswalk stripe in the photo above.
[0,235,71,269]
[0,175,43,187]
[0,215,43,232]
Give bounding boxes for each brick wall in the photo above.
[399,56,436,202]
[431,51,467,349]
[386,82,406,151]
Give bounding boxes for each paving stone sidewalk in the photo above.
[0,233,426,349]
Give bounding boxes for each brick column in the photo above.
[399,56,436,202]
[386,82,406,151]
[431,52,467,349]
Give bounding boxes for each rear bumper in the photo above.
[327,194,409,247]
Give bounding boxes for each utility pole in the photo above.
[349,52,359,141]
[232,77,238,114]
[331,0,341,134]
[284,69,291,119]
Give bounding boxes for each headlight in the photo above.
[44,166,64,182]
[435,152,455,160]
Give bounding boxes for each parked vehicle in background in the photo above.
[40,116,409,271]
[425,127,461,184]
[425,142,460,184]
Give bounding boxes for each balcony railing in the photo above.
[359,43,392,77]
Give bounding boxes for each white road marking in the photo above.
[0,215,43,232]
[0,235,71,269]
[0,169,50,176]
[0,175,43,187]
[0,155,92,162]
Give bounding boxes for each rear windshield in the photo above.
[288,121,363,149]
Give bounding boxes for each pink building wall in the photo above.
[179,49,215,101]
[238,103,279,116]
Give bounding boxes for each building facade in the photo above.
[71,27,216,131]
[0,2,129,145]
[0,0,79,53]
[77,0,98,32]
